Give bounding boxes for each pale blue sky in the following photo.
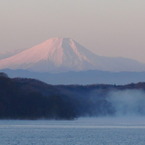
[0,0,145,62]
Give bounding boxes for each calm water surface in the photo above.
[0,118,145,145]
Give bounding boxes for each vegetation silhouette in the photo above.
[0,72,145,119]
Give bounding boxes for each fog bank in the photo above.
[107,89,145,116]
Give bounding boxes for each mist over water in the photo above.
[107,89,145,117]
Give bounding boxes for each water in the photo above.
[0,118,145,145]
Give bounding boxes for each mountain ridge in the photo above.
[2,69,145,85]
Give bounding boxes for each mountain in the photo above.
[0,48,26,60]
[2,69,145,85]
[0,37,145,72]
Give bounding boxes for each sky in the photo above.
[0,0,145,62]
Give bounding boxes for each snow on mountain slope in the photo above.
[0,37,145,72]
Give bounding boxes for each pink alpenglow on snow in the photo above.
[0,37,145,72]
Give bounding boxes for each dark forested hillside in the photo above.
[0,72,145,120]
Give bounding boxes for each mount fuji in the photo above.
[0,37,145,72]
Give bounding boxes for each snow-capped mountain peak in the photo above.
[0,37,145,72]
[0,38,97,72]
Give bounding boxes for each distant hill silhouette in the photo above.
[0,72,145,119]
[1,69,145,85]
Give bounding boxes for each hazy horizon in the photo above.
[0,0,145,63]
